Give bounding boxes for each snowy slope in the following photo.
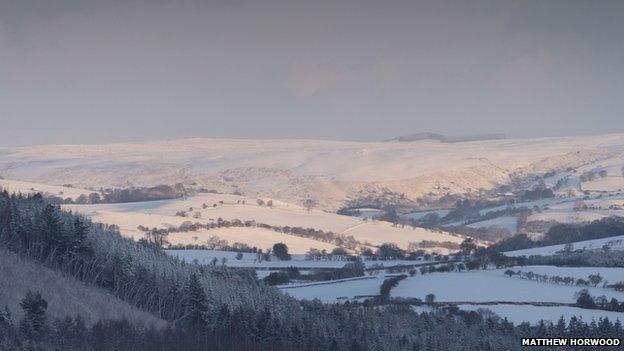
[169,227,338,253]
[3,134,624,210]
[64,194,464,252]
[584,177,624,192]
[0,178,94,200]
[63,207,339,253]
[467,216,518,234]
[279,275,388,302]
[167,250,437,269]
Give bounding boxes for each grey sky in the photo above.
[1,0,623,146]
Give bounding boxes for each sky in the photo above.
[1,0,624,146]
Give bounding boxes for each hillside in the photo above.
[2,134,624,210]
[0,178,94,202]
[0,248,165,327]
[62,193,464,253]
[3,190,579,351]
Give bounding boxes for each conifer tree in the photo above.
[181,273,209,330]
[36,204,65,256]
[0,305,11,326]
[70,217,91,255]
[19,291,48,341]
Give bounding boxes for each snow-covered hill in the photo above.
[63,193,463,253]
[2,134,624,210]
[0,178,94,201]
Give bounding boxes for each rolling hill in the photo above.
[1,134,624,211]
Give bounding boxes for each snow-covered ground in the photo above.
[466,216,518,234]
[64,194,464,253]
[504,235,624,257]
[391,269,624,303]
[3,136,623,327]
[3,134,624,211]
[279,274,388,302]
[64,205,339,253]
[166,250,438,269]
[584,176,624,192]
[167,250,354,268]
[458,304,624,325]
[4,135,624,254]
[170,227,339,253]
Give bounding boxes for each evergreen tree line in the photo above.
[1,191,623,350]
[0,290,286,351]
[6,289,624,351]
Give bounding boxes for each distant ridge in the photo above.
[385,132,506,143]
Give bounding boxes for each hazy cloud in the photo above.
[0,0,623,146]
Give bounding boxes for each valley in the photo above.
[2,134,624,330]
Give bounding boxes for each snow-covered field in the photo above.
[458,304,624,325]
[584,176,624,192]
[76,209,340,253]
[64,194,463,253]
[467,216,518,234]
[279,275,388,302]
[170,227,339,253]
[276,264,624,323]
[391,269,624,303]
[504,235,624,257]
[166,250,437,269]
[167,250,350,268]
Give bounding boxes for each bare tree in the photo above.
[588,273,603,287]
[573,199,588,211]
